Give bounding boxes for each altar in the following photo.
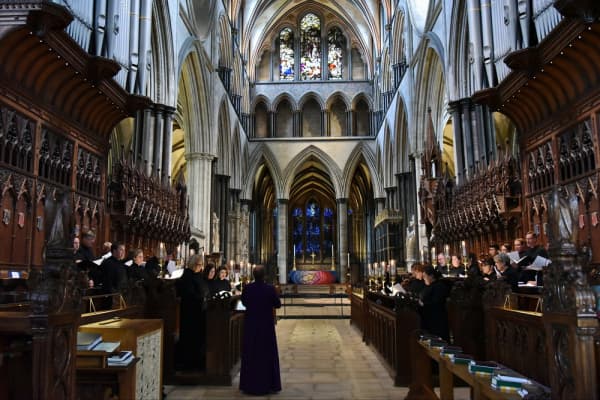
[289,269,338,284]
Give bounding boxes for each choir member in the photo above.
[420,266,450,340]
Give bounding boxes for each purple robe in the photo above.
[239,281,282,395]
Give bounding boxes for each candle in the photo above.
[331,243,334,257]
[444,244,450,257]
[420,248,425,262]
[461,240,467,257]
[347,252,350,266]
[431,247,436,264]
[368,263,372,276]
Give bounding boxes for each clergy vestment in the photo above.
[239,280,282,395]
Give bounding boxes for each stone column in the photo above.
[153,105,164,177]
[142,107,154,175]
[293,111,301,137]
[186,152,214,241]
[162,106,175,185]
[276,199,288,284]
[337,198,348,283]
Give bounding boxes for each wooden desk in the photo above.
[79,318,163,400]
[77,357,140,400]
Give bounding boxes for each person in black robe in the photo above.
[211,266,232,294]
[239,265,282,396]
[126,248,147,281]
[494,253,518,290]
[175,254,208,370]
[405,263,426,296]
[419,266,450,341]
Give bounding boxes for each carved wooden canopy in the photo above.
[473,18,600,138]
[0,2,150,148]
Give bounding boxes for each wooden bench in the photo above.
[406,332,550,400]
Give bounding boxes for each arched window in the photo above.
[279,28,294,80]
[327,27,345,80]
[292,200,335,260]
[300,14,321,80]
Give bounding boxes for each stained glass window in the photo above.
[279,28,294,80]
[300,14,321,80]
[292,207,304,256]
[327,27,345,80]
[305,201,321,253]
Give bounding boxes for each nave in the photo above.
[165,318,469,400]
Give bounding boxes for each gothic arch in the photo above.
[413,35,447,154]
[447,0,469,100]
[282,146,343,199]
[325,91,351,111]
[351,93,373,110]
[242,144,284,200]
[149,0,176,105]
[177,41,212,154]
[383,122,394,187]
[298,92,326,110]
[251,94,272,111]
[342,142,385,199]
[216,97,231,176]
[391,9,406,65]
[230,126,242,190]
[394,96,410,173]
[218,13,233,68]
[272,93,299,112]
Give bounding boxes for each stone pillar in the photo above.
[448,101,465,184]
[321,109,328,137]
[142,107,154,175]
[153,105,164,177]
[293,111,301,137]
[277,199,288,284]
[337,198,348,283]
[346,110,354,136]
[162,106,175,185]
[186,152,214,241]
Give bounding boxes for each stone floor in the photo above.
[165,318,471,400]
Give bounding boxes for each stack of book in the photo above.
[491,373,532,393]
[77,332,103,351]
[107,350,134,367]
[468,360,500,376]
[448,353,474,365]
[440,345,462,357]
[418,334,447,349]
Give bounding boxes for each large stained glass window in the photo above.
[292,201,336,261]
[279,28,294,80]
[300,14,321,80]
[305,201,321,254]
[327,27,345,79]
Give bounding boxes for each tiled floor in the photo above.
[165,318,471,400]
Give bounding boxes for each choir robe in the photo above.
[239,280,282,395]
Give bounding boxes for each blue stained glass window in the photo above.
[324,208,333,217]
[292,207,303,217]
[279,28,295,80]
[300,14,321,80]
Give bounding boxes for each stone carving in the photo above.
[212,212,220,253]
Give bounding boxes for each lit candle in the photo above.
[331,243,334,257]
[420,248,425,262]
[461,240,467,257]
[431,247,436,264]
[347,252,350,266]
[444,244,450,257]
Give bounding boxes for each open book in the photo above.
[506,251,529,265]
[524,255,551,271]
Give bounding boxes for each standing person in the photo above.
[175,254,208,370]
[419,266,450,340]
[239,265,282,396]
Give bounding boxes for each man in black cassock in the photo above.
[239,265,282,395]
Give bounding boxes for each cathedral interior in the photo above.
[0,0,599,399]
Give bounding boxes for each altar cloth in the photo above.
[288,270,338,284]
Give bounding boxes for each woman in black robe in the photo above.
[175,254,208,370]
[419,266,450,340]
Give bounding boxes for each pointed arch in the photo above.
[282,146,344,199]
[325,91,351,111]
[394,95,410,173]
[272,92,299,112]
[216,97,231,176]
[342,142,385,199]
[242,144,284,200]
[298,91,326,110]
[383,122,394,187]
[177,41,212,154]
[218,13,233,69]
[230,125,242,189]
[149,0,176,105]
